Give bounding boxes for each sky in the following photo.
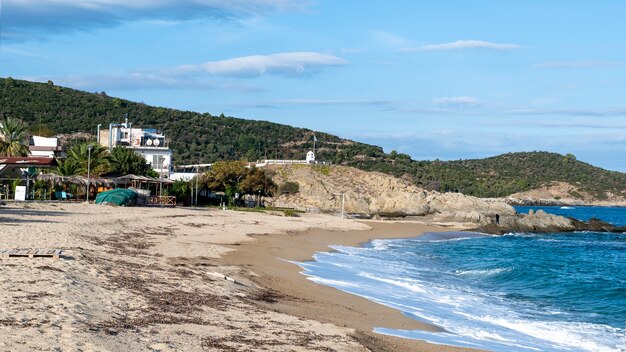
[1,0,625,171]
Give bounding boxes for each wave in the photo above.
[297,226,626,352]
[358,272,429,294]
[454,268,511,277]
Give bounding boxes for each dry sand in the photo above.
[0,202,478,351]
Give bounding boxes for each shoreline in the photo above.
[220,220,481,352]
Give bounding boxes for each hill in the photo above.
[0,77,384,165]
[354,151,626,200]
[2,77,626,201]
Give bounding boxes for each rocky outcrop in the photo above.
[267,164,514,222]
[475,209,626,234]
[476,209,575,234]
[504,182,626,207]
[267,165,623,235]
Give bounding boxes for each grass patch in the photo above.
[313,165,331,176]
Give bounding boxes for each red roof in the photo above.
[0,157,58,166]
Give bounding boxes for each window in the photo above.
[152,155,165,169]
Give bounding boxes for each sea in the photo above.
[295,206,626,351]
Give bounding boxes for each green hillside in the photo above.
[0,77,384,164]
[353,152,626,199]
[2,77,625,200]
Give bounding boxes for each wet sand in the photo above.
[221,221,482,352]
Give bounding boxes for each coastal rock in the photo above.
[267,164,514,222]
[432,210,485,224]
[477,209,576,234]
[266,164,620,235]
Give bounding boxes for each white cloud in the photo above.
[401,40,522,52]
[533,61,622,68]
[433,96,482,108]
[170,52,347,78]
[371,31,414,47]
[21,51,347,90]
[505,107,626,117]
[483,118,626,130]
[277,98,390,106]
[23,73,263,92]
[1,0,309,39]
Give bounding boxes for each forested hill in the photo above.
[0,77,384,164]
[355,151,626,199]
[2,77,626,200]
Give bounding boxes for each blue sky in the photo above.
[1,1,625,171]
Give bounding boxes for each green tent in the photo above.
[95,188,137,206]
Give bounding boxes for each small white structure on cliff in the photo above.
[253,150,324,167]
[306,150,315,164]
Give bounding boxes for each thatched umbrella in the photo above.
[37,173,116,199]
[37,173,116,187]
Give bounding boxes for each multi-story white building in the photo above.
[98,119,172,178]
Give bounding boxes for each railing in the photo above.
[254,159,310,167]
[147,195,176,206]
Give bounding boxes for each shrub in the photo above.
[279,181,299,195]
[283,209,299,217]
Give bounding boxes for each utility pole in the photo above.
[86,145,93,203]
[195,166,199,206]
[334,193,345,218]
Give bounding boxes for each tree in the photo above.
[52,158,80,176]
[28,123,55,137]
[0,116,30,157]
[201,161,276,205]
[170,179,192,205]
[202,160,247,192]
[240,166,276,197]
[109,146,152,175]
[65,142,110,176]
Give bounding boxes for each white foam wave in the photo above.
[358,272,428,293]
[307,277,361,288]
[419,236,477,243]
[478,316,623,352]
[371,239,392,250]
[455,268,510,277]
[294,233,625,352]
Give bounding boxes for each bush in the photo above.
[279,181,299,195]
[283,209,299,217]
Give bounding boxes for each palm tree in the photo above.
[65,142,110,176]
[109,146,151,175]
[52,158,80,176]
[0,117,30,157]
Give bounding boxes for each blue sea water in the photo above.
[296,206,626,351]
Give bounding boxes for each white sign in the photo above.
[14,186,26,201]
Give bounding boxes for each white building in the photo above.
[253,150,324,167]
[170,164,212,181]
[29,136,62,158]
[98,119,173,178]
[306,150,315,164]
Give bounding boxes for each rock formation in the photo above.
[267,164,623,235]
[267,164,514,222]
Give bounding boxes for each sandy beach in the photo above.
[0,202,477,351]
